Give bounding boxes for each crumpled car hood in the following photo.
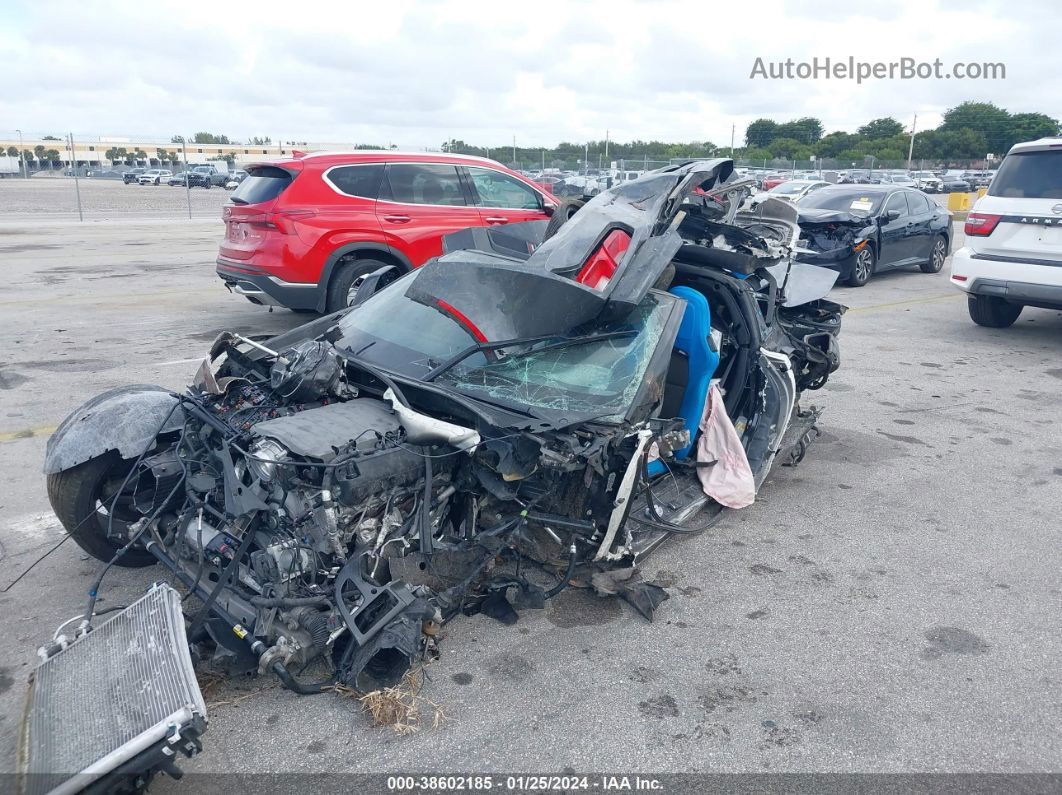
[796,207,871,227]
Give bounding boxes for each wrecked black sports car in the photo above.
[22,160,844,793]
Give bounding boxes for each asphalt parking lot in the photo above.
[1,210,1060,779]
[0,176,230,220]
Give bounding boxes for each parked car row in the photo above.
[210,139,1060,331]
[120,164,244,188]
[753,168,994,195]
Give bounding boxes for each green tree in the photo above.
[777,117,823,144]
[1004,112,1059,151]
[133,149,147,161]
[815,131,861,158]
[745,119,779,148]
[910,129,940,161]
[858,117,904,139]
[193,132,232,144]
[936,128,988,159]
[248,136,272,145]
[768,137,810,160]
[741,146,774,162]
[171,135,185,144]
[42,135,60,141]
[940,101,1009,153]
[34,144,46,159]
[5,146,16,157]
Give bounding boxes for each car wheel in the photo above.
[46,451,157,567]
[845,245,875,287]
[968,295,1022,328]
[921,235,948,273]
[543,199,586,241]
[326,257,395,314]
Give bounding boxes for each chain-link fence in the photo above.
[0,129,996,220]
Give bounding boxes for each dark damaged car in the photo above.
[21,161,845,793]
[794,184,951,286]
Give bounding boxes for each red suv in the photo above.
[216,151,558,313]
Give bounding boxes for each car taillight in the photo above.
[240,210,316,234]
[964,212,1001,236]
[576,229,631,290]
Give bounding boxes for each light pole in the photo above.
[68,133,83,222]
[906,113,917,172]
[16,128,26,178]
[182,138,191,220]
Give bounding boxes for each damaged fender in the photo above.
[43,385,183,474]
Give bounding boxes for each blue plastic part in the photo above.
[647,286,720,477]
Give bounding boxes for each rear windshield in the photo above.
[989,151,1062,199]
[230,166,293,205]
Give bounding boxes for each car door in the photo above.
[903,190,936,261]
[307,162,385,264]
[376,163,483,267]
[463,166,551,227]
[877,191,913,267]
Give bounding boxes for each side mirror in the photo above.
[881,209,901,223]
[349,264,400,308]
[542,202,555,217]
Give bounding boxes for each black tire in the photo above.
[325,257,395,314]
[543,199,586,241]
[921,235,947,273]
[968,295,1022,328]
[845,245,875,287]
[46,452,157,567]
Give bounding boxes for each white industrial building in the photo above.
[0,134,367,171]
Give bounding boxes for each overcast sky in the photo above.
[3,0,1058,148]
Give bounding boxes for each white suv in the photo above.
[137,169,173,185]
[950,138,1062,327]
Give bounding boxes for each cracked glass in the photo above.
[438,295,669,421]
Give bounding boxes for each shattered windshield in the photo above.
[436,295,671,422]
[332,273,488,374]
[331,277,673,422]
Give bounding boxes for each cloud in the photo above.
[2,0,1057,148]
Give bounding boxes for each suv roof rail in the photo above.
[293,150,506,165]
